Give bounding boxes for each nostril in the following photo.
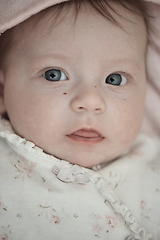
[95,108,101,111]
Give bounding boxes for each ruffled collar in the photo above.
[0,117,93,184]
[0,117,73,166]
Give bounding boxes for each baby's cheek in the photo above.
[116,99,144,143]
[127,107,144,137]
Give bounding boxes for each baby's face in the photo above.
[2,3,147,167]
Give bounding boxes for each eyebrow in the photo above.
[31,53,72,62]
[30,52,141,74]
[32,54,139,66]
[29,53,73,74]
[105,58,141,70]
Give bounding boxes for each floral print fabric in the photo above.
[0,118,160,239]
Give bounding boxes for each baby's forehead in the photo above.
[12,0,147,39]
[17,4,146,65]
[0,0,147,70]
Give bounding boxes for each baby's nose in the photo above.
[70,86,106,113]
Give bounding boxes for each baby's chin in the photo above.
[44,150,120,169]
[39,135,136,168]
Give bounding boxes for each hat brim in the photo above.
[0,0,68,34]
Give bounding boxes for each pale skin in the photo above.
[0,3,147,168]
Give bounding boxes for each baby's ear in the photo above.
[0,69,6,115]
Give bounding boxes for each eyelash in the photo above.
[105,73,128,86]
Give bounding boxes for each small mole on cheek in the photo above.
[124,99,125,101]
[95,86,97,88]
[63,93,67,95]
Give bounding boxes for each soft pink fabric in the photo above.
[0,0,68,34]
[0,0,160,136]
[141,2,160,136]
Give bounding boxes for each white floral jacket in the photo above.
[0,118,160,240]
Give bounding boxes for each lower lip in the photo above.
[66,134,104,144]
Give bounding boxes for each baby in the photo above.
[0,0,160,239]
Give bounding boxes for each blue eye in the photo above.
[105,73,127,86]
[43,69,68,81]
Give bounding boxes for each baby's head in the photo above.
[0,0,148,167]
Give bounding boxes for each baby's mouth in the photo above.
[67,129,104,144]
[72,129,101,138]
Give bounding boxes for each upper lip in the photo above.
[67,128,104,138]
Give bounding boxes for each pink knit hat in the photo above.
[0,0,160,136]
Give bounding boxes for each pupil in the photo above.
[110,77,114,83]
[50,72,56,79]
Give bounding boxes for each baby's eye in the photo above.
[43,69,68,81]
[105,73,127,86]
